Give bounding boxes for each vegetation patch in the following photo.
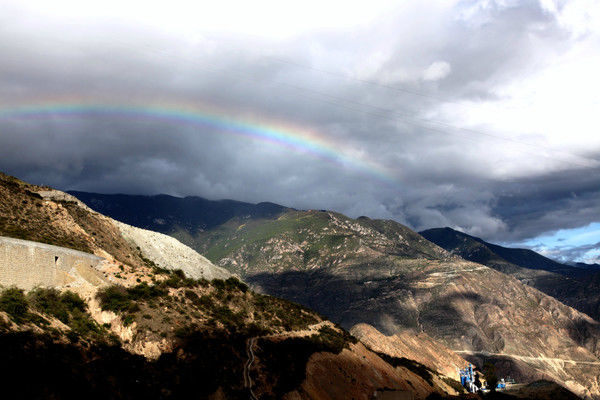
[252,293,319,331]
[441,376,466,394]
[374,350,435,385]
[256,326,355,397]
[0,288,31,323]
[0,287,105,339]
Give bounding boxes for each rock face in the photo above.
[420,227,600,322]
[350,323,468,381]
[115,221,230,281]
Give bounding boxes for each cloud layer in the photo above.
[0,0,599,259]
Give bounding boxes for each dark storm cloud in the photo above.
[1,0,599,260]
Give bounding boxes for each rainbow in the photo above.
[0,100,397,184]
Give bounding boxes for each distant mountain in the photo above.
[189,210,600,399]
[419,227,574,275]
[420,227,600,321]
[68,191,289,235]
[570,261,600,270]
[70,191,600,398]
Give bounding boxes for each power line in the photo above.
[264,55,463,106]
[182,55,593,168]
[31,37,597,169]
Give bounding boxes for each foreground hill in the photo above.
[67,190,600,398]
[420,227,600,322]
[0,172,473,399]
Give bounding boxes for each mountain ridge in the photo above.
[420,227,600,322]
[59,188,600,398]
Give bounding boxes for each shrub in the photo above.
[161,270,196,288]
[126,283,167,301]
[29,288,86,324]
[122,314,135,326]
[96,286,132,313]
[96,283,167,313]
[0,288,29,322]
[69,308,101,336]
[224,277,248,293]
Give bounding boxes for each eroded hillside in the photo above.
[181,210,600,399]
[0,172,472,399]
[421,227,600,322]
[0,172,229,287]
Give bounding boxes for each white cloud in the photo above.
[422,61,452,81]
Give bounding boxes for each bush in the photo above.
[69,308,101,336]
[126,283,167,301]
[223,277,248,293]
[161,270,196,288]
[96,286,131,313]
[96,283,166,313]
[308,326,355,354]
[28,288,86,324]
[29,288,100,337]
[0,288,29,322]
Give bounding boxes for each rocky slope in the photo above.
[420,227,600,322]
[350,323,469,381]
[0,172,230,286]
[64,188,599,398]
[0,172,472,399]
[175,210,600,399]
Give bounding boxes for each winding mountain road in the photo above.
[244,337,258,400]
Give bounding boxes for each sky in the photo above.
[0,0,599,263]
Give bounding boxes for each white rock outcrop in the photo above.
[116,221,230,280]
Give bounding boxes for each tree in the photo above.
[483,362,498,392]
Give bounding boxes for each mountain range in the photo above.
[68,190,600,399]
[0,173,469,399]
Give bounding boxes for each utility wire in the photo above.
[182,55,594,168]
[36,37,597,169]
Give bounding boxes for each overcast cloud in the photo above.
[0,0,599,261]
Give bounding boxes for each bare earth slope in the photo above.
[185,210,600,399]
[1,172,472,399]
[350,323,468,380]
[420,227,600,322]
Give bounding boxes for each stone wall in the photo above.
[0,236,106,291]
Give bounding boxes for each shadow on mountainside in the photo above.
[247,269,600,360]
[248,270,484,344]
